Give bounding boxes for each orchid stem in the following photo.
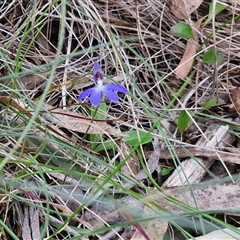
[81,104,100,143]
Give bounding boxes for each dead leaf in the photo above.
[120,139,140,177]
[189,227,240,240]
[162,124,233,187]
[136,136,161,181]
[29,206,40,240]
[22,205,40,240]
[19,72,49,90]
[169,0,203,20]
[175,17,205,79]
[22,205,31,240]
[42,104,122,136]
[131,206,168,240]
[231,88,240,115]
[145,181,240,223]
[36,30,52,54]
[162,182,240,212]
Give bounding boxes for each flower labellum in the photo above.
[78,61,128,107]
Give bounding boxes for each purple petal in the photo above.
[102,88,119,102]
[104,83,128,93]
[89,88,102,107]
[93,61,101,74]
[78,87,95,100]
[93,61,103,83]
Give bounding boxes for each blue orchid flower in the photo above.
[78,61,128,107]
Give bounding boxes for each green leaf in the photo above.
[202,50,224,65]
[170,22,194,39]
[161,167,173,176]
[202,96,218,108]
[93,140,116,152]
[176,110,191,134]
[124,130,153,147]
[205,2,227,26]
